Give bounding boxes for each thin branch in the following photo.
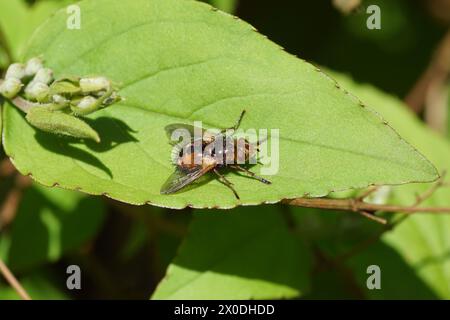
[0,258,31,300]
[356,186,379,201]
[284,197,450,214]
[335,212,410,261]
[332,175,447,260]
[413,171,446,205]
[284,173,449,225]
[10,96,38,113]
[0,172,32,230]
[358,211,387,225]
[404,29,450,113]
[0,188,22,230]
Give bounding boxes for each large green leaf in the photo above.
[0,0,72,60]
[327,72,450,299]
[152,206,311,299]
[0,183,105,273]
[0,47,8,69]
[3,0,438,209]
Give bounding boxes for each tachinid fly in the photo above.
[160,110,271,199]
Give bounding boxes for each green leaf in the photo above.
[208,0,238,13]
[329,72,450,299]
[0,46,8,69]
[0,183,105,272]
[152,206,311,299]
[447,84,450,141]
[0,0,72,60]
[3,0,438,208]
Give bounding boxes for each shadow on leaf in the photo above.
[34,131,113,178]
[83,116,138,152]
[33,116,138,179]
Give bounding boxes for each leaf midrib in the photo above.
[118,101,433,177]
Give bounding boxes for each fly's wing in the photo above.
[160,165,214,194]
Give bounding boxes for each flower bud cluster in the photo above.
[1,57,122,142]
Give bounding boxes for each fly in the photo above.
[160,110,271,199]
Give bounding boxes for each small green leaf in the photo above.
[3,0,438,208]
[50,78,81,96]
[25,106,100,142]
[152,206,312,299]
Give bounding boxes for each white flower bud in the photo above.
[25,82,50,101]
[5,63,26,80]
[77,96,98,109]
[32,68,53,85]
[0,78,23,98]
[79,77,111,93]
[52,94,68,105]
[25,57,44,77]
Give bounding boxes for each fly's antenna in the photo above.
[222,109,246,134]
[255,135,268,152]
[234,110,246,131]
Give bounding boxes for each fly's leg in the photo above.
[221,110,246,134]
[230,165,271,185]
[213,168,240,199]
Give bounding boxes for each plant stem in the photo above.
[405,29,450,114]
[283,197,450,214]
[0,258,32,300]
[11,96,39,113]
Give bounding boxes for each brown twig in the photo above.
[330,175,448,260]
[0,171,32,230]
[284,173,449,225]
[356,186,379,201]
[0,258,31,300]
[0,188,22,229]
[358,210,387,225]
[413,170,446,205]
[284,197,450,214]
[404,29,450,114]
[10,96,38,113]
